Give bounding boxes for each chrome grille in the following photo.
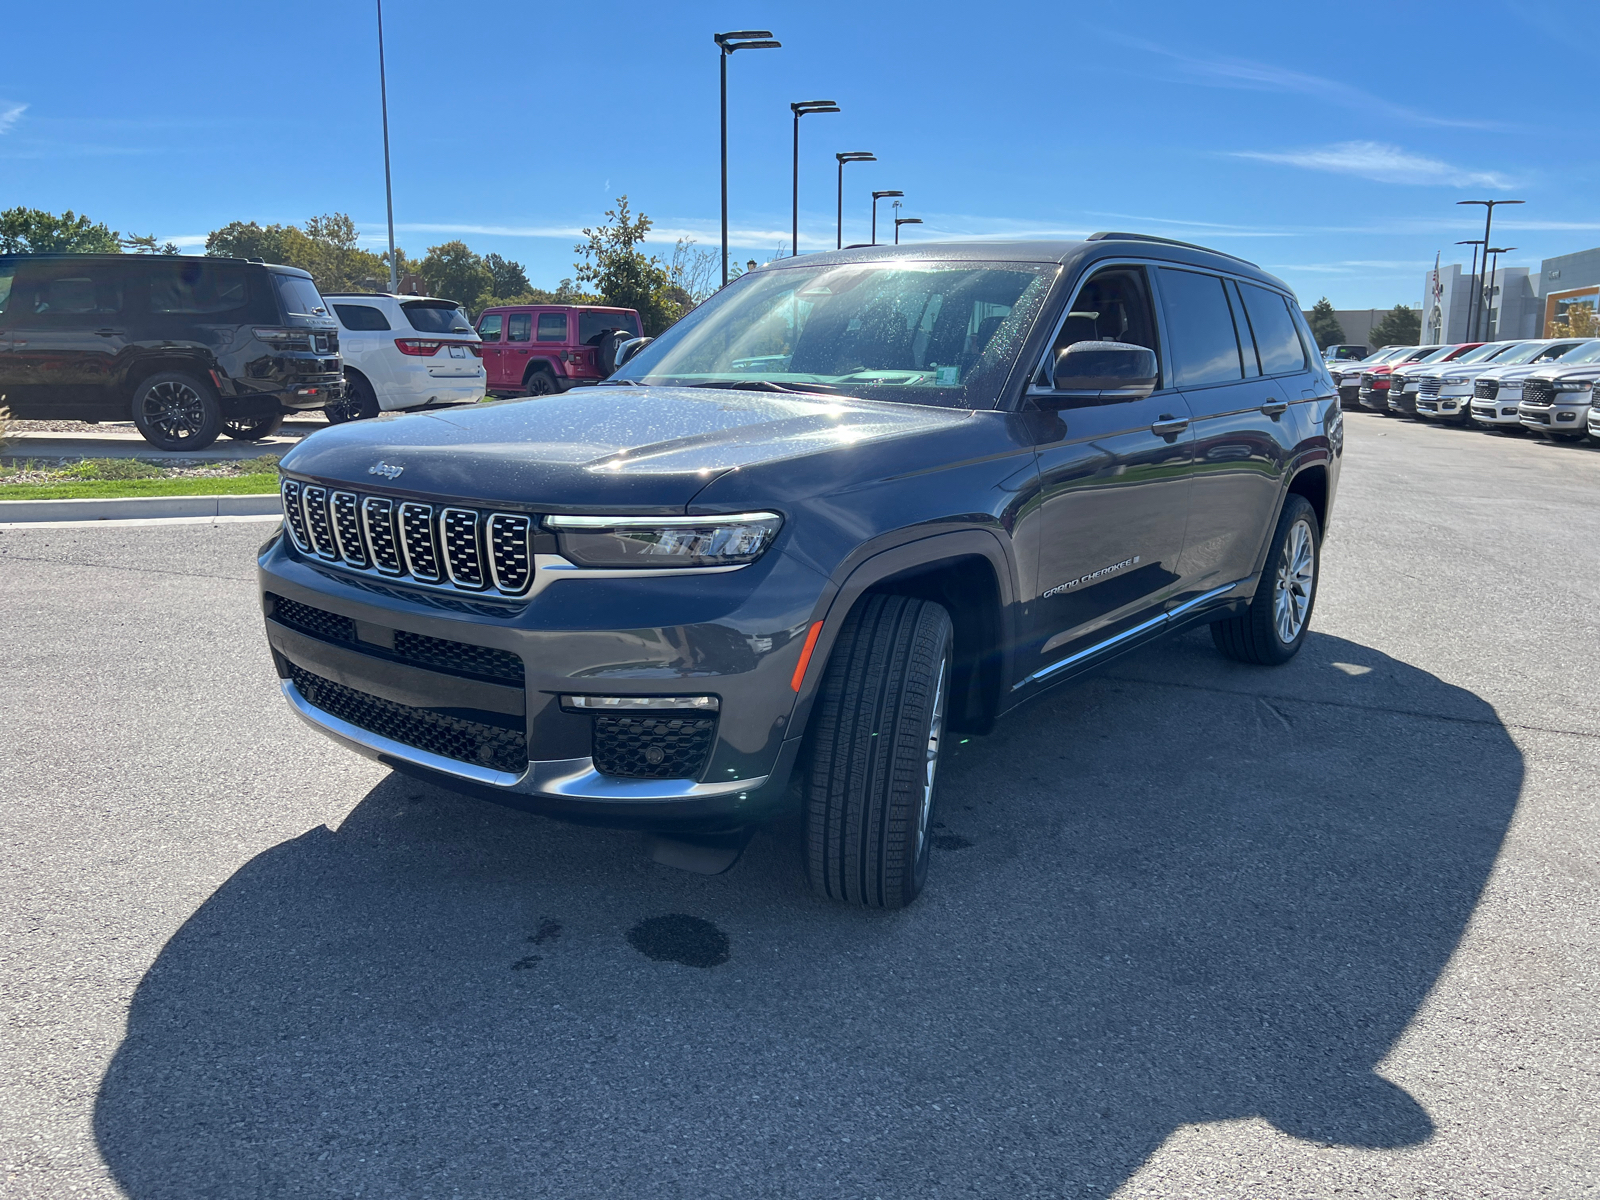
[281,480,310,551]
[1419,378,1441,397]
[362,497,403,574]
[440,508,486,589]
[278,483,540,597]
[1523,380,1555,407]
[301,486,338,559]
[400,503,442,581]
[331,491,367,566]
[1475,379,1499,400]
[488,514,533,593]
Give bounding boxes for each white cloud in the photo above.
[0,102,27,134]
[1232,142,1515,190]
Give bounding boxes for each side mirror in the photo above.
[613,335,653,371]
[1044,341,1158,404]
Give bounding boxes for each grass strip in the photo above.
[0,476,281,501]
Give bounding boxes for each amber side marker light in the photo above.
[791,621,824,692]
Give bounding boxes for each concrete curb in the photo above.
[0,492,282,523]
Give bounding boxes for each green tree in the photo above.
[417,240,494,307]
[205,214,391,292]
[573,195,682,335]
[205,220,293,263]
[0,207,121,253]
[484,253,530,298]
[1307,297,1346,349]
[1368,304,1422,348]
[120,232,180,255]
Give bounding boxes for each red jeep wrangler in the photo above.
[476,304,642,395]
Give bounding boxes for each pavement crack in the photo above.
[0,552,252,584]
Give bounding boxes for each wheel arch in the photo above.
[522,357,560,386]
[1285,462,1329,535]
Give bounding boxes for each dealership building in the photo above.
[1417,246,1600,343]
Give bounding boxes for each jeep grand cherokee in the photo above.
[259,234,1341,908]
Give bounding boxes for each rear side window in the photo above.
[14,264,124,317]
[402,300,470,334]
[0,264,14,315]
[477,313,503,342]
[333,303,391,331]
[1157,268,1242,388]
[578,310,640,344]
[273,273,328,317]
[507,313,531,342]
[537,312,568,342]
[1238,282,1307,375]
[149,262,250,314]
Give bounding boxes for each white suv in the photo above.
[321,294,485,422]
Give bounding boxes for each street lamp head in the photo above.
[836,151,876,164]
[873,190,904,201]
[1486,246,1516,254]
[895,217,923,226]
[716,30,780,52]
[1456,199,1524,206]
[747,259,759,272]
[792,100,840,116]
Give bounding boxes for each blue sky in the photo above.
[3,0,1596,308]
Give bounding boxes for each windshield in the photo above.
[1554,339,1600,365]
[272,273,327,318]
[1360,346,1411,365]
[1479,342,1547,367]
[1455,342,1516,364]
[1414,347,1456,364]
[611,260,1055,408]
[403,300,472,334]
[1533,341,1582,361]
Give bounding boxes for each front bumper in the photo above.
[1387,385,1419,415]
[1415,389,1471,420]
[258,529,824,828]
[1519,401,1590,434]
[1358,386,1390,411]
[1471,398,1525,427]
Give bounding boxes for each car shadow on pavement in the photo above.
[93,630,1521,1199]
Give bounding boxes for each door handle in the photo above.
[1260,401,1288,418]
[1150,415,1189,437]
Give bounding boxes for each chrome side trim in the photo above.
[282,680,766,801]
[1013,581,1243,691]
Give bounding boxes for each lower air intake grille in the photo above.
[289,663,527,774]
[271,594,356,643]
[592,715,716,780]
[393,630,524,684]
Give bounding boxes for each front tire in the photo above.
[131,372,222,451]
[1211,494,1320,666]
[803,595,953,910]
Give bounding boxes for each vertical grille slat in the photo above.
[440,508,486,590]
[280,482,542,599]
[331,491,368,566]
[302,486,339,560]
[362,497,403,575]
[488,514,533,595]
[400,503,442,581]
[281,480,310,551]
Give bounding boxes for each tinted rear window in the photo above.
[14,264,123,316]
[507,313,531,342]
[537,312,569,342]
[1157,268,1242,388]
[403,300,470,334]
[273,273,328,317]
[1237,283,1306,375]
[578,310,639,344]
[333,303,392,331]
[149,262,251,314]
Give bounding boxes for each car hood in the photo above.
[1527,363,1600,383]
[1482,362,1557,382]
[277,386,973,513]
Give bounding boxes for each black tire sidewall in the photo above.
[1255,495,1320,661]
[525,369,557,396]
[327,373,379,423]
[222,413,284,441]
[131,371,222,451]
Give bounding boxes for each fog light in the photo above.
[561,695,720,712]
[1557,412,1576,421]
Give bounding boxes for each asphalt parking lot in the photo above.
[2,413,1597,1199]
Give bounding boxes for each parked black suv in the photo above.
[0,254,343,450]
[260,234,1341,908]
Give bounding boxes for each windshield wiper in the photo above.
[685,379,840,394]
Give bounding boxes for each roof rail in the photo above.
[1086,231,1258,268]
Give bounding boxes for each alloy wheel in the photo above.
[1273,518,1315,644]
[141,381,206,441]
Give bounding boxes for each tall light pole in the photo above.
[1455,240,1483,343]
[895,216,922,244]
[1458,199,1523,341]
[790,100,839,258]
[835,152,875,248]
[715,30,781,287]
[871,190,903,246]
[376,0,397,292]
[1484,246,1515,338]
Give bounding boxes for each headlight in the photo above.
[1555,379,1591,391]
[1443,376,1468,385]
[546,512,782,569]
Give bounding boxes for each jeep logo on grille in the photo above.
[368,462,404,480]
